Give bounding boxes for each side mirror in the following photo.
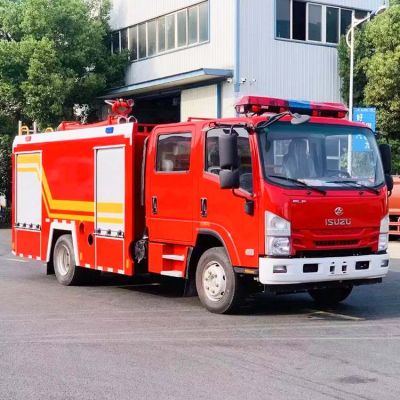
[220,169,240,189]
[219,133,239,169]
[379,143,392,175]
[219,131,240,189]
[385,174,394,192]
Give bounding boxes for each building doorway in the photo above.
[132,93,181,124]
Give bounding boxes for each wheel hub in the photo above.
[202,262,227,302]
[56,244,71,276]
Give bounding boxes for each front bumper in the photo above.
[259,253,389,285]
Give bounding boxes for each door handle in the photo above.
[200,198,207,218]
[152,196,158,214]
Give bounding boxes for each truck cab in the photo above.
[143,96,391,313]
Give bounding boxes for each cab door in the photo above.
[146,127,194,244]
[196,127,259,267]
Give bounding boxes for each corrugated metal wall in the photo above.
[237,0,385,103]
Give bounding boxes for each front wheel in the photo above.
[308,286,353,306]
[196,247,243,314]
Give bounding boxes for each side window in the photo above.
[205,130,220,174]
[205,128,253,193]
[156,133,192,172]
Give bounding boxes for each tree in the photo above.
[0,0,129,128]
[338,2,400,172]
[363,2,400,138]
[0,134,13,206]
[337,25,373,107]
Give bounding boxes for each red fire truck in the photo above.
[12,97,393,313]
[388,176,400,235]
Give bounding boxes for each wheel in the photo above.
[308,286,353,306]
[195,247,243,314]
[53,234,83,286]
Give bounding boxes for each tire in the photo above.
[53,234,83,286]
[195,247,243,314]
[308,286,353,306]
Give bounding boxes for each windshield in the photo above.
[257,122,384,189]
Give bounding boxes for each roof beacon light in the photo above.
[235,96,348,118]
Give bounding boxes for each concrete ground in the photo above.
[1,228,400,400]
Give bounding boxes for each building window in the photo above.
[177,10,187,47]
[147,20,157,56]
[111,31,120,53]
[293,1,306,40]
[129,26,137,60]
[165,14,175,50]
[120,29,128,50]
[275,0,369,45]
[340,9,352,36]
[308,4,322,42]
[188,6,199,44]
[276,0,290,39]
[326,7,339,44]
[199,1,209,42]
[157,133,192,172]
[138,23,147,58]
[158,17,166,52]
[111,1,209,61]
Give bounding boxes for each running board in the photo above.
[160,270,183,278]
[162,254,185,261]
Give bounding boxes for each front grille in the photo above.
[315,240,359,247]
[311,229,363,235]
[296,247,372,258]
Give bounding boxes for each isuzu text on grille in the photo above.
[325,218,352,226]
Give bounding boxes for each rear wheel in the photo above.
[53,235,83,286]
[308,286,353,306]
[196,247,243,314]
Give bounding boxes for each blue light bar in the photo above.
[288,100,312,112]
[105,127,114,134]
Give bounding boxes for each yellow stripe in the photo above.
[97,202,123,214]
[17,154,41,164]
[97,217,124,224]
[41,169,94,212]
[17,167,39,173]
[17,163,124,222]
[17,165,94,212]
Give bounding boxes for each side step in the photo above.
[160,270,183,278]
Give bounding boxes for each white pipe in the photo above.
[349,13,355,121]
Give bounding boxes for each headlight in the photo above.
[266,212,291,256]
[266,237,290,256]
[266,212,291,236]
[378,234,388,252]
[380,215,389,234]
[378,215,389,251]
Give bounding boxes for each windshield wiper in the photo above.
[326,180,380,195]
[268,175,326,195]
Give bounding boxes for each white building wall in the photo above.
[181,85,217,120]
[110,0,235,85]
[110,0,385,116]
[181,83,236,120]
[237,0,384,103]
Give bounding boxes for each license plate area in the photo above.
[329,260,349,275]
